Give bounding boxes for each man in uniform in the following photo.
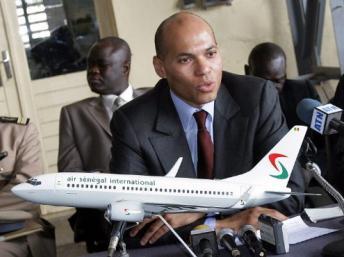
[0,116,55,257]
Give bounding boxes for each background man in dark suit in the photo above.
[245,42,320,128]
[110,12,305,247]
[328,74,344,194]
[58,36,148,252]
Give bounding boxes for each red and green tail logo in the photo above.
[269,153,288,179]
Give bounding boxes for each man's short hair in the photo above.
[90,36,132,62]
[248,42,286,66]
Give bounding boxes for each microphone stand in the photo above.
[304,150,344,256]
[107,221,129,257]
[301,136,344,256]
[305,161,344,214]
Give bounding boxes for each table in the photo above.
[82,230,344,257]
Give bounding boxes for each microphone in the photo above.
[296,98,344,135]
[218,228,240,257]
[190,224,219,257]
[239,225,266,257]
[0,151,8,161]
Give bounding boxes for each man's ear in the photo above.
[153,56,166,78]
[123,61,130,77]
[244,64,250,75]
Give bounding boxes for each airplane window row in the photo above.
[66,183,233,196]
[66,183,116,190]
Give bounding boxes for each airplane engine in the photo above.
[105,201,145,222]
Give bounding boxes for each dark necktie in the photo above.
[193,110,214,179]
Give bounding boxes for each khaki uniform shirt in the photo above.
[0,121,43,218]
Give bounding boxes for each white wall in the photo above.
[112,0,339,88]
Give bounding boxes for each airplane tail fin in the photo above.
[165,157,183,177]
[223,126,307,188]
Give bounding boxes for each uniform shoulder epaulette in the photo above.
[0,116,30,125]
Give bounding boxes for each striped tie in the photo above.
[112,96,126,112]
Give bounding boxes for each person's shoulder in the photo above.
[133,87,152,97]
[221,71,274,104]
[61,97,99,111]
[285,78,311,88]
[123,80,166,110]
[0,116,30,129]
[222,71,267,87]
[0,116,30,126]
[0,116,38,137]
[284,79,319,98]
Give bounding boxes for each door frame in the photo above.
[0,0,37,119]
[0,1,23,116]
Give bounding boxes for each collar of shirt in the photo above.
[101,84,134,118]
[170,90,214,137]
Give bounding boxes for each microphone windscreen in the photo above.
[218,228,235,240]
[239,224,256,237]
[190,224,219,256]
[296,98,322,125]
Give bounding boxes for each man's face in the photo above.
[250,56,286,93]
[153,17,223,108]
[87,45,129,95]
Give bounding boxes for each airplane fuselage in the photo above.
[14,172,288,214]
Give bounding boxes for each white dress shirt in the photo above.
[101,84,134,119]
[170,90,216,229]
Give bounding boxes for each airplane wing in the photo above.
[109,187,252,221]
[106,201,234,222]
[265,190,322,196]
[142,202,229,215]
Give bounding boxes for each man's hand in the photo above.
[130,213,205,246]
[216,207,287,232]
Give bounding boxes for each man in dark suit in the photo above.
[245,42,320,128]
[58,36,148,252]
[110,12,305,247]
[328,74,344,194]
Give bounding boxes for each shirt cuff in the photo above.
[204,216,216,230]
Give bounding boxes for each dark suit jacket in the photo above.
[110,72,305,246]
[328,74,344,194]
[58,88,149,252]
[279,79,324,173]
[279,79,320,129]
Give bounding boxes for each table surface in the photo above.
[83,230,344,257]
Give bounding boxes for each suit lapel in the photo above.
[213,84,249,179]
[87,98,111,137]
[149,82,195,178]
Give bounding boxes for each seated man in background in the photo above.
[245,42,331,205]
[327,74,344,195]
[110,12,305,248]
[0,117,55,257]
[245,42,320,129]
[58,36,149,252]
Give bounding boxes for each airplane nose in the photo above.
[11,183,34,200]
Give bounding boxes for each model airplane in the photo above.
[12,126,307,223]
